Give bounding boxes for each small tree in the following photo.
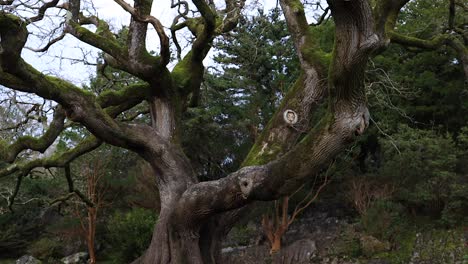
[347,177,395,216]
[73,159,109,264]
[261,173,330,254]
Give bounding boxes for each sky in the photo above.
[21,0,280,86]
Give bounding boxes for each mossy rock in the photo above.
[360,235,390,257]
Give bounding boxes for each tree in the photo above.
[183,8,300,180]
[0,0,466,263]
[262,172,330,254]
[73,159,109,264]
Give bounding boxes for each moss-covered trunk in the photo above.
[0,1,432,263]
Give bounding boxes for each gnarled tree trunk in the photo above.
[4,0,464,263]
[131,1,395,262]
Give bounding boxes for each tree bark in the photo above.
[3,0,457,263]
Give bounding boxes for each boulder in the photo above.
[60,252,89,264]
[16,255,42,264]
[360,235,390,257]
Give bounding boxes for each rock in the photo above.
[359,235,390,257]
[16,255,42,264]
[60,252,89,264]
[61,240,84,257]
[277,238,317,264]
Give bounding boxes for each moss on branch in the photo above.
[0,136,102,179]
[67,21,127,60]
[280,0,329,73]
[389,31,450,49]
[0,108,66,163]
[97,83,151,108]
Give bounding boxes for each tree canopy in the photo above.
[0,0,466,263]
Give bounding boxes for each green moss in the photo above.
[302,28,332,71]
[137,0,152,15]
[171,52,201,94]
[0,140,7,160]
[331,226,362,258]
[289,0,305,14]
[185,17,205,36]
[97,83,150,107]
[95,19,114,39]
[242,73,333,167]
[70,22,125,57]
[243,141,283,166]
[0,13,24,29]
[375,230,415,263]
[28,237,62,260]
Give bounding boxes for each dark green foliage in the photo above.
[106,208,157,263]
[380,125,458,210]
[27,237,63,261]
[0,205,41,257]
[228,224,257,246]
[360,200,406,242]
[182,8,300,180]
[212,8,299,124]
[370,1,466,133]
[331,225,361,258]
[0,176,66,257]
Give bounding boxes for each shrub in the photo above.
[28,237,63,260]
[107,208,157,263]
[361,200,406,242]
[380,125,459,216]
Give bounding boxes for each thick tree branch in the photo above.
[374,0,466,80]
[373,0,409,41]
[26,33,65,52]
[217,0,246,33]
[241,0,332,167]
[0,13,174,156]
[28,0,60,23]
[389,32,467,81]
[97,83,151,108]
[389,31,450,49]
[66,21,127,66]
[174,0,378,228]
[279,0,329,75]
[114,0,170,66]
[0,136,102,179]
[0,106,66,163]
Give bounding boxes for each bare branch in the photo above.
[25,32,65,52]
[7,174,23,211]
[28,0,60,23]
[310,7,329,26]
[113,0,170,65]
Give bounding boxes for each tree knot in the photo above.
[239,177,253,199]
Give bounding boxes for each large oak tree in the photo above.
[0,0,466,263]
